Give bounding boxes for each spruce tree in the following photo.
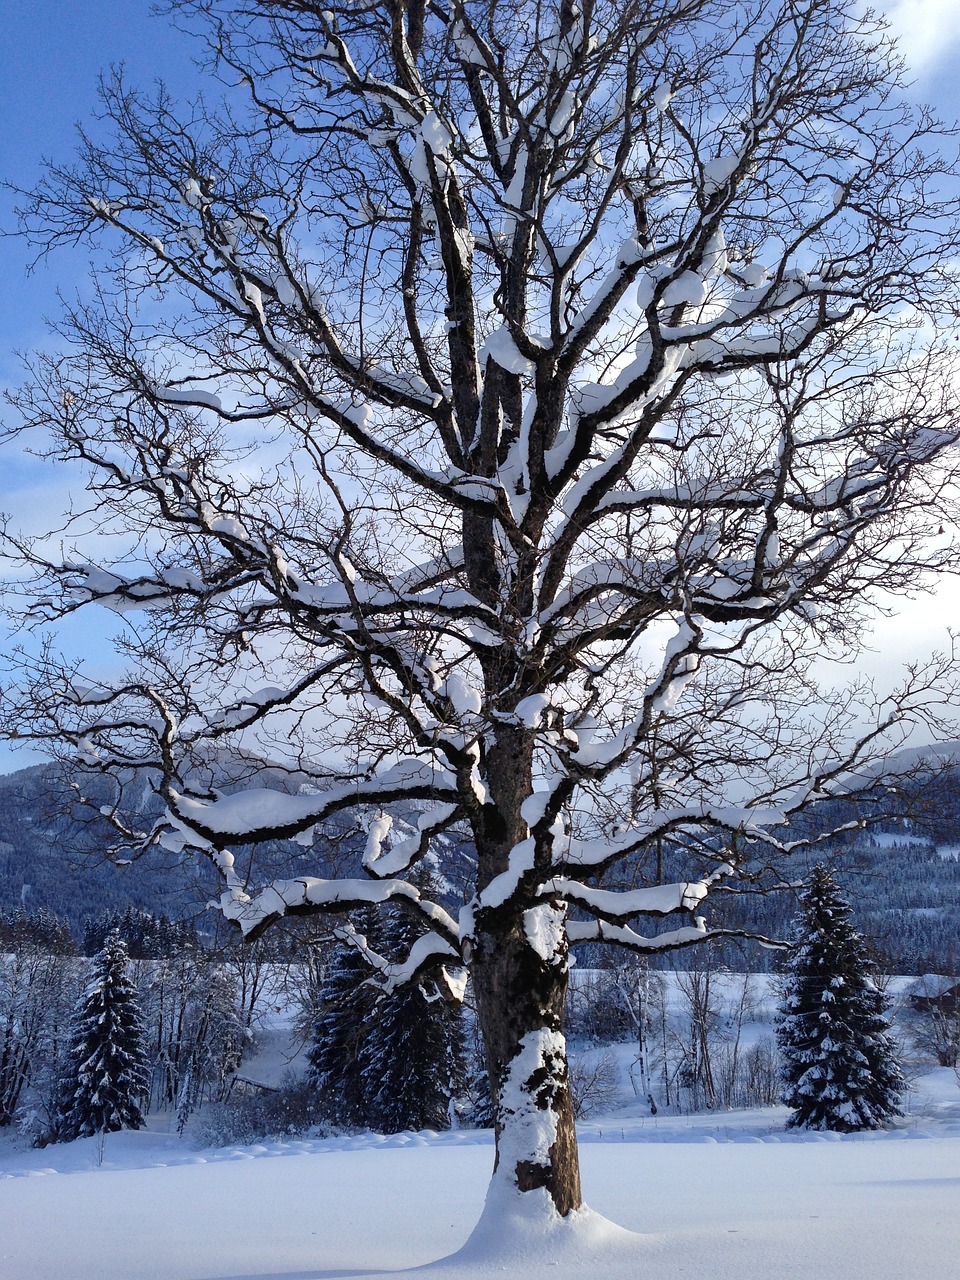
[56,931,150,1141]
[361,906,468,1134]
[778,865,904,1132]
[307,913,380,1129]
[464,1050,496,1131]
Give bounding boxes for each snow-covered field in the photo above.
[2,1069,959,1280]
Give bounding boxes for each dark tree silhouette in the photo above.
[56,932,150,1141]
[5,0,960,1220]
[362,906,468,1133]
[778,866,904,1131]
[307,913,382,1129]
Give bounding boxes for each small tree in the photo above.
[465,1057,496,1130]
[307,915,381,1129]
[0,933,77,1129]
[55,932,150,1142]
[362,906,468,1133]
[174,962,246,1132]
[777,865,904,1132]
[673,964,721,1111]
[907,975,960,1068]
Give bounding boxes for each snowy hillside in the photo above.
[3,961,960,1280]
[4,757,960,972]
[2,1070,959,1280]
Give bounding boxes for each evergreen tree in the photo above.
[55,932,150,1141]
[464,1051,496,1131]
[361,906,468,1134]
[306,913,380,1129]
[778,866,904,1132]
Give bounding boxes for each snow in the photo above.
[181,178,203,209]
[219,873,428,934]
[476,836,537,909]
[514,692,551,728]
[339,399,373,429]
[494,1028,564,1168]
[702,154,740,193]
[520,788,553,828]
[501,149,527,210]
[661,270,708,307]
[2,1072,960,1279]
[363,812,394,866]
[442,672,483,716]
[168,758,457,844]
[2,968,958,1278]
[457,1181,639,1273]
[364,804,458,877]
[379,932,463,993]
[548,90,578,139]
[645,615,702,714]
[522,903,566,963]
[151,383,223,412]
[477,326,534,375]
[546,877,712,920]
[420,112,453,155]
[739,261,769,288]
[451,19,485,66]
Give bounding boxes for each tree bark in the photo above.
[470,722,582,1217]
[472,913,582,1216]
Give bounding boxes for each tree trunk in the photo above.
[472,912,582,1217]
[470,722,582,1217]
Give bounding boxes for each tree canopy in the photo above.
[3,0,960,1228]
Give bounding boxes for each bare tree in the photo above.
[0,940,78,1128]
[613,959,663,1112]
[673,964,720,1109]
[4,0,960,1226]
[908,976,960,1068]
[567,1044,621,1117]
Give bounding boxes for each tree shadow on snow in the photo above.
[855,1176,960,1189]
[197,1272,393,1280]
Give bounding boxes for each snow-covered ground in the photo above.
[2,1068,959,1280]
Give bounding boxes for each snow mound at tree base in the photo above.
[417,1181,646,1275]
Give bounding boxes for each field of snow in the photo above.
[2,1068,959,1280]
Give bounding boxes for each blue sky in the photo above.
[2,1,958,363]
[0,1,201,372]
[1,0,960,774]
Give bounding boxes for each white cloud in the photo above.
[882,0,960,71]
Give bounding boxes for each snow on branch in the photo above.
[166,759,458,849]
[362,803,460,877]
[555,807,788,871]
[374,932,466,997]
[541,874,724,921]
[217,872,444,938]
[566,918,709,951]
[566,919,789,954]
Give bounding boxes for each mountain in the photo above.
[1,760,958,971]
[0,763,206,930]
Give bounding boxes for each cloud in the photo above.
[882,0,960,71]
